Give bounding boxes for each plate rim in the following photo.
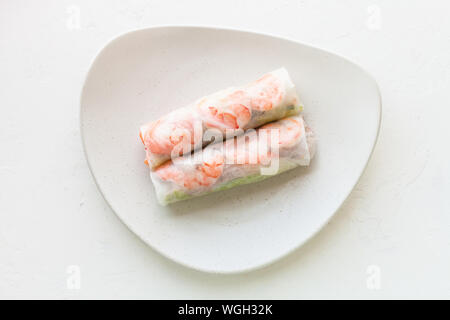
[79,25,382,274]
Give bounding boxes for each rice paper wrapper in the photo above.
[140,68,303,169]
[150,115,315,205]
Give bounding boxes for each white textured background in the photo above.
[1,0,449,299]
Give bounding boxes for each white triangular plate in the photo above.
[81,26,381,273]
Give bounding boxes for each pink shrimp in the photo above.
[197,73,283,130]
[246,73,283,111]
[223,74,283,115]
[155,153,224,189]
[205,103,251,130]
[222,117,303,166]
[140,117,195,155]
[259,117,303,148]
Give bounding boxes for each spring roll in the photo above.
[140,68,303,169]
[151,115,315,205]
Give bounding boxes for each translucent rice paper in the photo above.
[151,115,315,205]
[140,68,303,169]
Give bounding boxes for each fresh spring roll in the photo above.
[140,68,303,169]
[151,115,315,205]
